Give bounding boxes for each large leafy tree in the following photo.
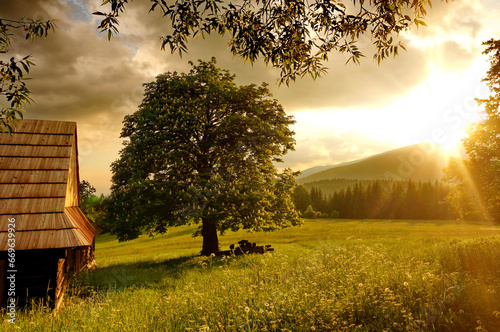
[107,58,300,255]
[94,0,442,84]
[0,17,56,132]
[443,39,500,223]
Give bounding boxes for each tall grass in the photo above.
[2,219,500,331]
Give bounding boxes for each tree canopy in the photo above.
[94,0,442,84]
[79,180,97,201]
[0,17,56,132]
[107,58,301,255]
[444,39,500,223]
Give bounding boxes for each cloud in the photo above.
[81,0,436,112]
[404,0,487,50]
[271,45,429,111]
[2,1,143,121]
[1,0,498,194]
[439,41,476,71]
[282,129,399,172]
[8,0,462,118]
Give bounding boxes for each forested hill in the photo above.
[297,142,449,185]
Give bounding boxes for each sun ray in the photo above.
[452,157,492,221]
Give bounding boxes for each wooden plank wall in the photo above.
[0,170,68,183]
[0,119,81,250]
[0,198,66,215]
[0,157,69,170]
[0,120,73,216]
[64,207,96,245]
[12,120,75,135]
[55,257,67,309]
[0,145,71,157]
[0,133,72,146]
[0,184,66,198]
[0,214,74,232]
[65,134,80,207]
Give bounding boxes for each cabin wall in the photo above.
[0,120,97,310]
[0,249,66,308]
[0,244,96,309]
[66,243,96,274]
[55,257,68,309]
[65,134,80,207]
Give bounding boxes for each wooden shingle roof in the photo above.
[0,119,98,251]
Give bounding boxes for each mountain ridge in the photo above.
[297,142,450,185]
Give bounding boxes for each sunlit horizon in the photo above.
[284,59,487,172]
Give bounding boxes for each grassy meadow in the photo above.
[2,219,500,331]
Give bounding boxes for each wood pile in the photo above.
[214,239,274,256]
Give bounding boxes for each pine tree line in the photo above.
[293,179,454,220]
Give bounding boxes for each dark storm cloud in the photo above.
[0,0,147,124]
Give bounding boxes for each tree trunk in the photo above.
[201,217,219,255]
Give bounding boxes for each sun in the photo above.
[436,128,468,155]
[421,69,484,155]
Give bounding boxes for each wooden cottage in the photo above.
[0,119,100,309]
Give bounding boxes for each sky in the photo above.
[1,0,499,194]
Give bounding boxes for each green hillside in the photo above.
[298,142,448,184]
